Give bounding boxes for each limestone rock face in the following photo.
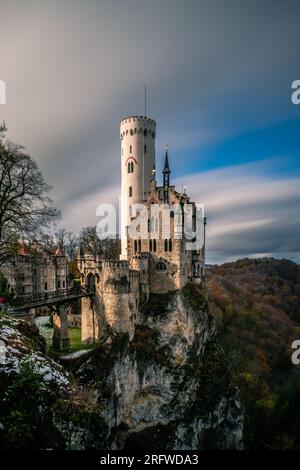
[0,284,244,450]
[78,285,244,449]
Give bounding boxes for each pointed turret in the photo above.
[163,146,171,201]
[163,147,171,175]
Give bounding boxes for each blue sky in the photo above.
[0,0,300,263]
[170,119,300,178]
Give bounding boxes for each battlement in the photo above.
[120,116,156,140]
[102,260,129,269]
[120,115,156,126]
[131,252,149,260]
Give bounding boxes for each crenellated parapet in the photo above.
[120,116,156,140]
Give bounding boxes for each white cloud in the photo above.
[175,159,300,263]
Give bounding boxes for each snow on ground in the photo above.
[0,315,70,390]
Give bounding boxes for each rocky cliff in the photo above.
[0,283,243,449]
[77,283,243,449]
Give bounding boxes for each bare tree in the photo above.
[54,229,78,259]
[0,120,7,138]
[78,226,102,258]
[55,228,68,251]
[78,225,120,260]
[66,231,78,260]
[38,233,56,251]
[0,136,60,266]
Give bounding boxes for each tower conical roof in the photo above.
[162,148,171,174]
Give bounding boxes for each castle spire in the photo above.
[163,145,171,202]
[163,145,171,175]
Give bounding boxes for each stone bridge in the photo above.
[7,285,95,351]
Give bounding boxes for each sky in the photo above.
[0,0,300,264]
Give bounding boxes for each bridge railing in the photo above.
[10,285,95,307]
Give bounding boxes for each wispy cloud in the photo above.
[177,159,300,263]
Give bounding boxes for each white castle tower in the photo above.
[120,116,156,259]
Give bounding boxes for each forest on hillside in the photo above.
[206,258,300,449]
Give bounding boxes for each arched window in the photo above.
[170,211,174,218]
[156,261,166,271]
[150,216,155,231]
[144,144,147,153]
[130,145,132,154]
[164,239,168,251]
[129,186,132,197]
[153,239,157,252]
[169,239,172,251]
[149,239,153,252]
[127,161,134,173]
[144,129,148,137]
[130,129,133,136]
[134,240,137,252]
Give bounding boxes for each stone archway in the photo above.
[86,272,95,292]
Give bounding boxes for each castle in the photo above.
[78,116,206,341]
[1,244,67,300]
